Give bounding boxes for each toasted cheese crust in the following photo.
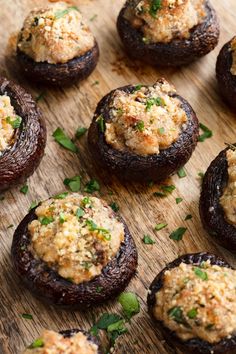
[17,2,95,64]
[105,80,187,155]
[28,193,124,284]
[23,330,98,354]
[154,261,236,343]
[0,95,19,154]
[125,0,206,43]
[220,149,236,224]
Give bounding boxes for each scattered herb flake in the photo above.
[177,167,187,178]
[39,216,54,225]
[169,227,187,241]
[158,127,165,135]
[6,116,22,129]
[7,224,14,229]
[118,292,140,320]
[52,128,78,153]
[185,214,192,221]
[194,267,208,281]
[110,202,119,212]
[161,185,175,193]
[187,308,198,319]
[136,120,145,132]
[176,197,183,204]
[134,84,143,91]
[149,0,162,17]
[20,184,28,195]
[198,172,205,179]
[22,313,33,320]
[168,306,184,324]
[91,80,99,86]
[96,313,122,330]
[29,338,44,349]
[64,176,81,192]
[59,212,66,224]
[142,234,156,244]
[55,6,79,19]
[53,192,68,199]
[76,207,84,219]
[96,286,103,293]
[84,179,100,194]
[153,191,166,198]
[76,127,87,139]
[198,123,213,142]
[96,115,105,133]
[155,223,167,231]
[29,201,39,211]
[146,96,165,111]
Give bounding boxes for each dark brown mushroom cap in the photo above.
[216,38,236,110]
[0,77,46,192]
[88,84,199,182]
[11,207,138,309]
[117,0,219,66]
[60,329,102,353]
[199,146,236,252]
[16,41,99,86]
[147,252,236,354]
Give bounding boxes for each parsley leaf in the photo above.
[177,167,187,178]
[39,216,54,225]
[168,306,185,324]
[96,313,122,330]
[64,176,81,192]
[96,115,105,133]
[194,267,208,281]
[198,123,213,142]
[54,6,79,19]
[6,116,22,129]
[187,308,198,319]
[76,127,87,139]
[22,313,33,320]
[52,127,78,153]
[135,120,145,132]
[155,223,167,231]
[176,197,183,204]
[29,338,44,349]
[142,234,155,244]
[110,202,119,212]
[20,184,28,195]
[84,179,100,193]
[53,192,68,199]
[169,227,187,241]
[118,292,140,320]
[185,214,192,221]
[146,96,165,111]
[149,0,162,18]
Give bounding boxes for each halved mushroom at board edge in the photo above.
[22,329,102,354]
[11,192,138,309]
[199,144,236,252]
[16,2,99,86]
[88,79,199,183]
[117,0,220,67]
[147,252,236,354]
[216,36,236,110]
[0,76,46,192]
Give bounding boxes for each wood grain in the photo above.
[0,1,236,353]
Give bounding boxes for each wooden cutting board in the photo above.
[1,1,236,353]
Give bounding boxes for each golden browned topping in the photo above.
[105,80,187,155]
[0,95,20,154]
[23,329,98,354]
[154,261,236,343]
[125,0,206,43]
[230,37,236,75]
[28,193,124,284]
[220,149,236,224]
[17,2,95,64]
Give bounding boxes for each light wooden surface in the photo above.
[1,1,236,353]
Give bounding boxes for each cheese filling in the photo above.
[220,149,236,224]
[154,261,236,343]
[23,330,98,354]
[125,0,206,43]
[0,95,20,154]
[17,2,95,64]
[105,80,187,155]
[28,193,124,284]
[230,37,236,76]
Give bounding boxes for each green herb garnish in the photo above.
[194,267,208,281]
[158,127,165,135]
[29,201,39,211]
[20,184,28,195]
[91,80,99,86]
[198,172,205,179]
[135,120,145,132]
[22,313,33,320]
[7,224,14,229]
[84,179,100,194]
[86,219,111,240]
[161,185,175,193]
[52,127,78,153]
[177,167,187,178]
[185,214,192,221]
[39,216,54,225]
[134,84,143,91]
[64,176,81,192]
[96,115,105,133]
[55,6,79,19]
[168,306,184,324]
[96,286,103,293]
[110,202,119,212]
[6,116,22,129]
[59,212,66,224]
[176,197,183,204]
[169,227,187,241]
[198,123,213,142]
[118,292,140,320]
[153,191,166,198]
[142,234,156,244]
[187,308,198,319]
[53,192,68,199]
[29,338,44,349]
[76,207,84,218]
[146,96,165,111]
[149,0,162,17]
[155,223,168,231]
[96,313,122,330]
[76,127,87,139]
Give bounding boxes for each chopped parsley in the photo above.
[161,185,175,193]
[198,123,213,142]
[96,286,103,293]
[54,6,79,19]
[168,306,184,324]
[52,127,78,153]
[153,191,166,198]
[89,14,98,21]
[169,227,187,241]
[84,179,100,194]
[91,80,99,86]
[194,267,208,281]
[86,219,111,240]
[135,120,145,132]
[177,167,187,178]
[6,116,22,129]
[29,338,44,349]
[39,216,54,225]
[64,176,81,192]
[149,0,162,17]
[142,234,156,244]
[20,184,28,195]
[146,96,165,111]
[185,214,192,221]
[76,127,87,139]
[187,308,198,319]
[59,212,66,224]
[155,223,167,231]
[22,313,33,320]
[198,172,205,179]
[96,313,122,330]
[29,201,39,211]
[158,127,165,135]
[7,224,14,229]
[81,196,91,207]
[118,292,140,320]
[76,207,84,218]
[110,202,119,212]
[53,192,68,199]
[134,84,143,91]
[96,115,105,133]
[176,197,183,204]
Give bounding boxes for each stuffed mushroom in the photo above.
[16,2,99,86]
[11,193,137,308]
[23,328,102,354]
[0,76,46,192]
[147,252,236,354]
[88,79,199,182]
[200,145,236,252]
[216,37,236,110]
[117,0,220,67]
